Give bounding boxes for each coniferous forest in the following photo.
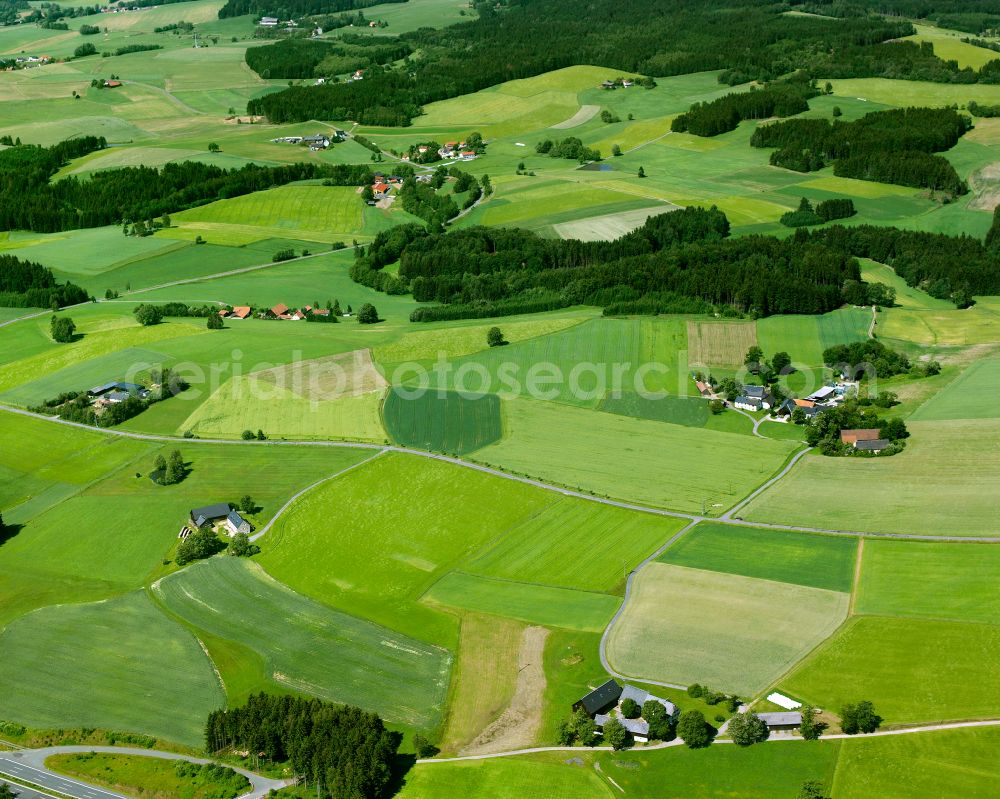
[0,255,89,308]
[205,694,400,799]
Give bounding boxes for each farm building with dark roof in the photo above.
[573,679,622,715]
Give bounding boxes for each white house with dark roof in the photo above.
[189,503,252,536]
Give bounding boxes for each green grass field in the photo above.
[423,572,620,632]
[257,452,560,646]
[741,420,1000,536]
[857,540,1000,624]
[0,591,223,745]
[909,360,1000,421]
[45,753,251,799]
[467,498,686,592]
[153,557,450,729]
[383,387,503,455]
[782,615,1000,724]
[474,398,798,515]
[658,522,858,592]
[606,563,849,695]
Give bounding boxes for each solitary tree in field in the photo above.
[832,106,843,117]
[134,303,164,326]
[256,429,266,440]
[357,303,379,324]
[677,710,713,748]
[798,780,830,799]
[50,315,76,343]
[207,313,224,330]
[487,326,505,347]
[240,495,255,514]
[208,142,220,152]
[637,166,646,178]
[727,712,769,746]
[611,143,622,157]
[771,351,792,374]
[241,429,255,440]
[165,449,185,485]
[603,718,630,750]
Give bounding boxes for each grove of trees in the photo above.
[205,693,400,799]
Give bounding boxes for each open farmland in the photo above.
[153,558,451,730]
[383,387,503,455]
[686,320,757,368]
[658,522,858,592]
[423,572,620,632]
[607,563,849,695]
[474,398,798,514]
[781,615,1000,724]
[257,452,560,646]
[741,420,1000,536]
[0,591,223,746]
[468,498,686,592]
[909,359,1000,421]
[857,540,1000,624]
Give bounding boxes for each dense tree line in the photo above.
[246,0,911,125]
[355,208,864,320]
[0,0,28,25]
[219,0,400,19]
[967,99,1000,117]
[808,224,997,305]
[535,137,601,162]
[205,693,400,799]
[672,79,817,137]
[790,0,1000,34]
[751,107,970,194]
[0,139,374,233]
[781,197,856,228]
[244,37,410,80]
[0,254,89,308]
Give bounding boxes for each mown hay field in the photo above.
[909,359,1000,421]
[0,591,223,745]
[606,563,849,695]
[153,558,451,730]
[686,320,757,368]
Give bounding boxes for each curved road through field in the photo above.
[0,746,290,799]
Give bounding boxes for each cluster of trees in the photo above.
[0,139,372,234]
[170,761,249,799]
[780,197,856,228]
[361,208,864,321]
[153,450,188,485]
[804,400,909,455]
[823,340,912,380]
[968,99,1000,117]
[205,693,400,799]
[244,36,410,80]
[219,0,400,18]
[752,107,971,195]
[535,137,601,162]
[808,224,997,306]
[50,315,76,342]
[0,0,28,26]
[79,23,100,34]
[243,0,911,125]
[176,527,224,566]
[0,254,89,309]
[672,79,817,137]
[840,700,882,734]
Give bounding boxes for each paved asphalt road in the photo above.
[0,756,127,799]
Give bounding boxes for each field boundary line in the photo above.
[721,446,812,521]
[849,537,865,615]
[4,404,1000,542]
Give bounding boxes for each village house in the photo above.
[104,79,122,88]
[776,397,823,420]
[734,395,764,412]
[840,428,881,446]
[460,150,477,160]
[229,306,252,319]
[694,379,713,397]
[266,303,290,319]
[259,16,278,26]
[89,381,150,402]
[743,384,774,409]
[854,438,890,453]
[189,503,252,536]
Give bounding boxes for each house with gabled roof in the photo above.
[756,711,802,730]
[267,303,290,319]
[573,679,622,715]
[230,306,251,319]
[840,428,881,446]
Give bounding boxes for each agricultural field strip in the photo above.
[2,404,998,542]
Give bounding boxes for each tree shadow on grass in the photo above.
[0,523,24,547]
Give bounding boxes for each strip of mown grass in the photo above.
[153,558,451,731]
[0,591,223,746]
[908,359,1000,421]
[423,572,620,632]
[658,522,857,592]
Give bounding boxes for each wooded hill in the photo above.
[789,0,1000,35]
[0,139,378,233]
[0,254,89,308]
[247,0,912,125]
[750,107,971,194]
[218,0,401,20]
